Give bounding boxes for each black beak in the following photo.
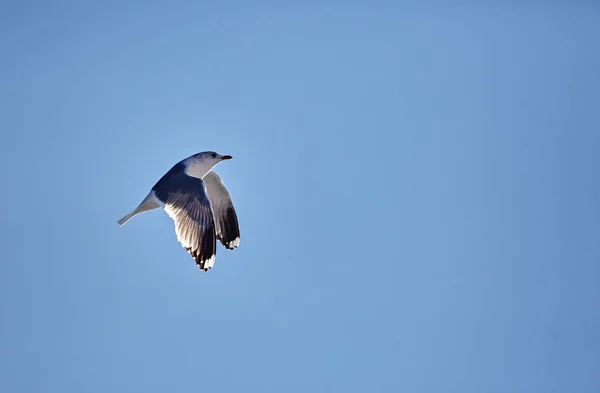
[221,155,233,160]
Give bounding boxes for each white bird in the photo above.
[117,151,240,271]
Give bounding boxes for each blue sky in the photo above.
[1,3,599,392]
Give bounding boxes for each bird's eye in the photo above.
[211,153,217,158]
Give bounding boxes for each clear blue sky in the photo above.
[1,3,599,392]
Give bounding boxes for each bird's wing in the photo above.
[153,167,217,271]
[203,171,240,250]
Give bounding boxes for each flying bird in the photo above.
[117,151,240,271]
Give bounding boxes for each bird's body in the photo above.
[117,151,240,271]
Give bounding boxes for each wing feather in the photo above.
[153,167,217,271]
[203,171,240,250]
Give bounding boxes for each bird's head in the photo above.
[195,151,233,164]
[186,151,233,179]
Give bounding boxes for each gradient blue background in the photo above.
[1,3,599,392]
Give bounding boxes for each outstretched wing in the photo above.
[153,165,217,271]
[203,171,240,250]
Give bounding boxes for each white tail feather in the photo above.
[117,192,161,226]
[117,210,138,226]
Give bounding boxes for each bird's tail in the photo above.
[117,192,160,226]
[117,210,138,226]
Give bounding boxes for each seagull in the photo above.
[117,151,240,271]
